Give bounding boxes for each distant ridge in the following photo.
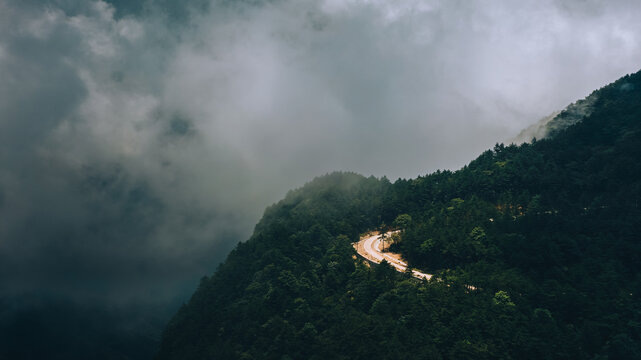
[513,71,639,144]
[512,91,598,144]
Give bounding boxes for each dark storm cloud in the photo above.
[1,0,641,305]
[0,0,245,303]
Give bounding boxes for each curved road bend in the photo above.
[354,232,432,281]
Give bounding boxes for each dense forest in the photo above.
[156,70,641,359]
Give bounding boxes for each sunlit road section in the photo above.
[354,232,432,280]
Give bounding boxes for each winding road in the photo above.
[354,232,432,281]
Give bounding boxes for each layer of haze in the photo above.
[1,0,641,307]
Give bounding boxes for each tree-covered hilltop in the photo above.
[156,70,641,359]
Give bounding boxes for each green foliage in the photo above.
[492,291,515,307]
[392,214,412,229]
[157,70,641,359]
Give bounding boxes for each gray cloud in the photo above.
[1,0,641,307]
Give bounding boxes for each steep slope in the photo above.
[156,70,641,359]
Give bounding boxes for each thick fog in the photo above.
[1,0,641,305]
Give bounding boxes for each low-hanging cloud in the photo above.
[1,0,641,306]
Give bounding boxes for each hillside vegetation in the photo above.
[156,70,641,359]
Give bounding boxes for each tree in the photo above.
[493,290,515,307]
[393,214,412,230]
[389,232,401,250]
[379,222,389,251]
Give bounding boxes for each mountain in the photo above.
[156,70,641,359]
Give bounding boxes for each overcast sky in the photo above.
[1,0,641,305]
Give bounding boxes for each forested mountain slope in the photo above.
[156,70,641,359]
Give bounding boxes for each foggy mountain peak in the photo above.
[511,90,599,144]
